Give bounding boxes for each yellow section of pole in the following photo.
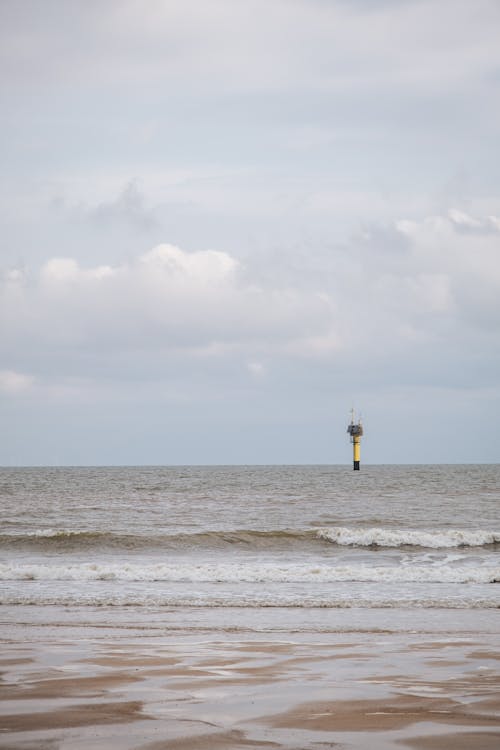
[353,437,360,463]
[352,436,361,470]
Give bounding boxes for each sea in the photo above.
[1,464,499,637]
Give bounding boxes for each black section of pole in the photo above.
[353,461,360,471]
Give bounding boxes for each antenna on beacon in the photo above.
[347,409,364,471]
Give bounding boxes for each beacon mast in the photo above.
[347,409,363,470]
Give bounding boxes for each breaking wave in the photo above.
[317,527,500,548]
[1,526,499,551]
[1,561,499,584]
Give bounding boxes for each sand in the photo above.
[0,629,499,750]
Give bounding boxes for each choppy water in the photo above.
[1,465,499,616]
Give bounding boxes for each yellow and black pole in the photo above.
[347,409,363,470]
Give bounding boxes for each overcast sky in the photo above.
[1,0,500,465]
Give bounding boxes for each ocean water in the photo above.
[1,465,499,634]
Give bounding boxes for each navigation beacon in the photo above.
[347,409,364,471]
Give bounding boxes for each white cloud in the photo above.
[2,209,499,394]
[1,208,499,463]
[394,211,500,302]
[139,244,237,285]
[0,370,34,393]
[40,258,115,284]
[391,210,500,274]
[448,209,482,230]
[247,361,266,378]
[0,243,339,369]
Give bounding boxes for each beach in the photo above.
[1,465,499,747]
[1,606,500,749]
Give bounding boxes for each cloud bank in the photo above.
[2,210,499,393]
[1,243,337,381]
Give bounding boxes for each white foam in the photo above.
[316,527,500,549]
[0,561,498,584]
[19,529,94,538]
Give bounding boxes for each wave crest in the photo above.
[1,561,499,584]
[316,527,500,549]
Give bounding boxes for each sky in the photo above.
[1,0,500,465]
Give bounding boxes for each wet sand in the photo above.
[1,627,500,749]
